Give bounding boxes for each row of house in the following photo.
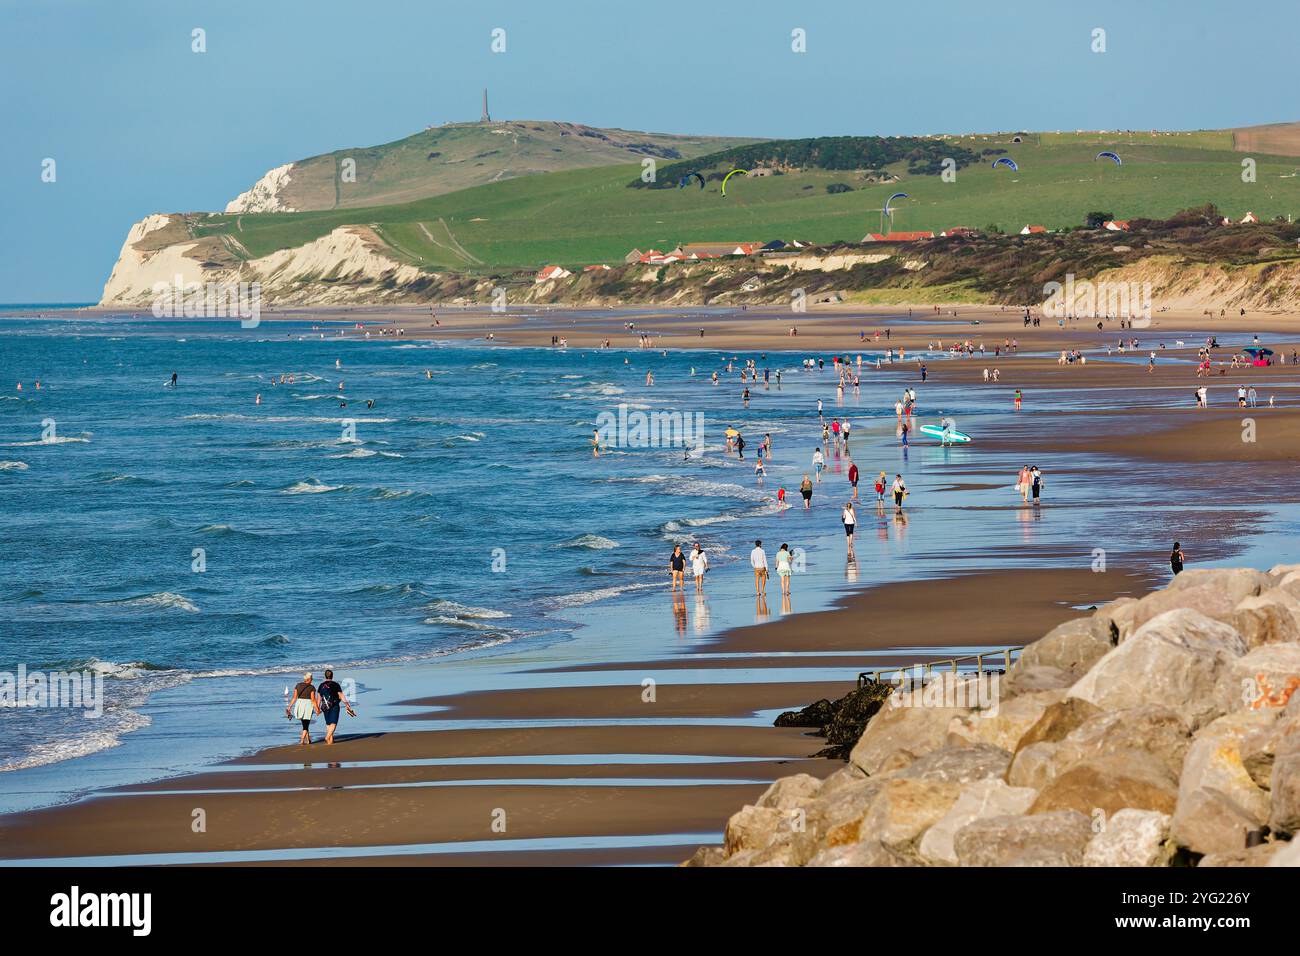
[534,211,1272,280]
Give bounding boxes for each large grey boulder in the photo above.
[947,690,1067,753]
[896,743,1012,785]
[918,779,1038,865]
[1055,706,1192,780]
[1167,567,1270,599]
[954,810,1092,866]
[817,763,869,797]
[1030,751,1179,817]
[1267,725,1300,835]
[1170,711,1275,856]
[755,773,823,811]
[804,778,885,849]
[1083,809,1173,867]
[1215,642,1300,716]
[723,805,787,857]
[849,674,976,775]
[1127,585,1243,636]
[1008,741,1061,790]
[860,778,962,852]
[1003,664,1074,697]
[1233,591,1300,649]
[806,838,917,867]
[1015,697,1103,753]
[1068,609,1247,730]
[1018,616,1115,676]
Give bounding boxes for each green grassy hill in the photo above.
[199,129,1300,274]
[234,120,753,212]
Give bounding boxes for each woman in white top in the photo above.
[775,543,793,596]
[842,502,856,556]
[690,544,708,591]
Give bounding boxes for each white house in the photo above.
[535,265,572,283]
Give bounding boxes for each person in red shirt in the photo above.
[848,461,859,500]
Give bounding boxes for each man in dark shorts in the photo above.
[317,669,356,745]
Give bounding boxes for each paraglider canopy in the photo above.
[721,169,748,197]
[884,192,909,216]
[1096,151,1122,166]
[677,172,706,189]
[992,157,1018,172]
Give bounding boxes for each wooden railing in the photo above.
[858,646,1024,689]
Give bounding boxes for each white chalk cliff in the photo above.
[225,163,296,213]
[99,214,424,307]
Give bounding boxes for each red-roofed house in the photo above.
[1241,212,1261,224]
[862,231,935,242]
[940,227,975,238]
[1103,220,1131,232]
[534,265,572,283]
[1020,224,1048,235]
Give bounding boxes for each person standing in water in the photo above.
[317,668,356,745]
[669,545,687,591]
[776,543,793,597]
[842,501,857,557]
[1170,541,1186,576]
[812,447,825,482]
[800,473,814,509]
[750,540,769,595]
[286,672,321,746]
[848,461,859,500]
[690,542,708,591]
[891,474,908,512]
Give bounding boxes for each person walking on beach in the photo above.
[669,545,687,591]
[812,447,825,482]
[287,672,321,746]
[1170,541,1186,576]
[776,543,793,597]
[690,542,708,590]
[800,473,814,509]
[317,668,356,746]
[842,501,857,557]
[875,471,887,507]
[891,474,908,513]
[1016,464,1031,504]
[900,421,909,446]
[750,540,769,595]
[848,461,859,500]
[1030,465,1043,505]
[1014,388,1023,411]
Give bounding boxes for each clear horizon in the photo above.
[4,0,1298,300]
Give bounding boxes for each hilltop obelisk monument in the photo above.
[481,88,490,123]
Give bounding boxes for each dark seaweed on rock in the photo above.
[775,681,894,760]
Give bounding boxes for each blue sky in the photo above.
[3,0,1298,301]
